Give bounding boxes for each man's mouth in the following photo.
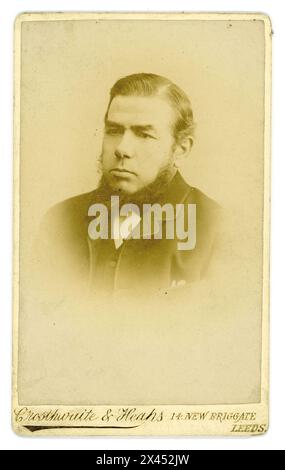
[110,168,136,176]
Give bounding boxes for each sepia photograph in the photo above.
[13,12,271,436]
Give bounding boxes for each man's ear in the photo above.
[173,137,193,167]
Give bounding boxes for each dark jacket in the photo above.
[35,172,221,300]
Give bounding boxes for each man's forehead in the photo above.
[107,94,174,128]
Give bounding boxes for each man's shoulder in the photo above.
[36,190,100,266]
[186,191,222,249]
[44,189,98,228]
[176,174,222,222]
[186,185,220,208]
[50,189,97,215]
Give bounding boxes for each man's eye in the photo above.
[105,128,122,136]
[136,130,153,139]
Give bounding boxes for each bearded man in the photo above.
[37,73,221,298]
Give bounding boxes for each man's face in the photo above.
[101,94,177,194]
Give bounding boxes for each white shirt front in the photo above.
[112,211,141,249]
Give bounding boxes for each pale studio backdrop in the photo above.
[18,17,266,405]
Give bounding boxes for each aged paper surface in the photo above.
[13,12,271,436]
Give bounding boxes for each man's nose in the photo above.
[115,131,135,159]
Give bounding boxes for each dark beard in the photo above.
[96,167,176,209]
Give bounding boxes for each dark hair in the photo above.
[105,73,195,144]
